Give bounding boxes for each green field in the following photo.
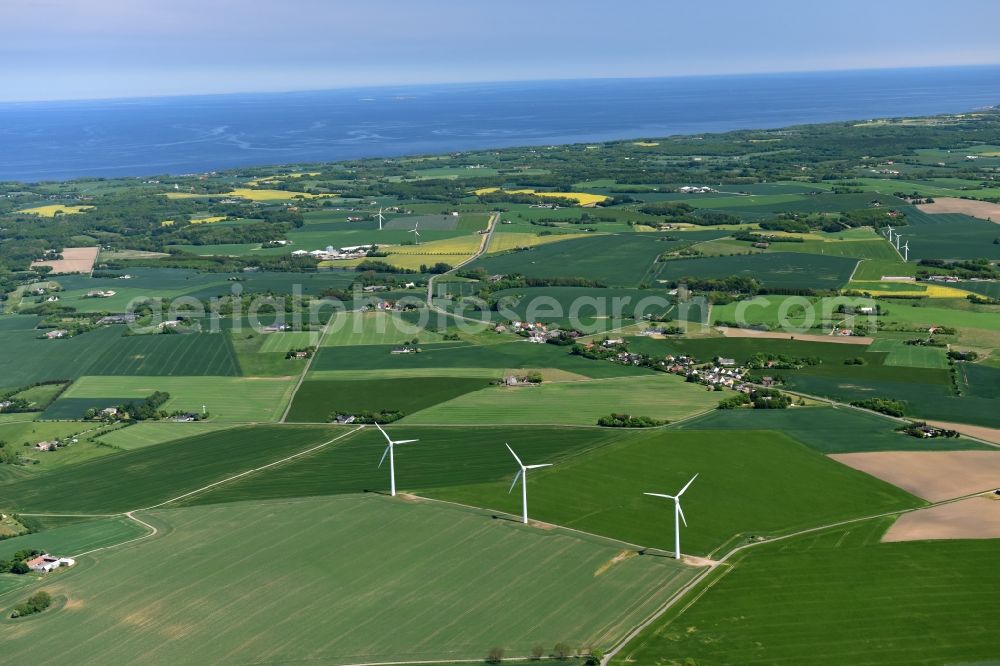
[403,374,720,426]
[0,496,698,664]
[673,406,989,452]
[868,338,950,368]
[0,516,146,560]
[428,430,921,556]
[54,375,298,422]
[257,331,320,352]
[0,425,344,513]
[612,520,1000,665]
[96,422,241,450]
[654,252,858,290]
[310,341,656,378]
[181,426,618,506]
[323,311,448,346]
[285,376,493,422]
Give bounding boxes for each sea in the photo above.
[0,66,998,182]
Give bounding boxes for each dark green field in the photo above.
[626,335,873,365]
[654,252,858,289]
[428,430,921,556]
[310,341,655,377]
[0,425,339,513]
[674,406,991,452]
[900,207,1000,261]
[613,520,1000,665]
[284,377,493,422]
[182,426,620,506]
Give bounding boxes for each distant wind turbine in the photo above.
[644,474,698,560]
[409,221,421,245]
[376,207,385,230]
[885,226,894,243]
[374,422,418,497]
[895,233,902,251]
[902,239,910,262]
[506,443,551,524]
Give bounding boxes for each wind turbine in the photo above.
[902,239,910,262]
[374,422,418,497]
[644,474,698,560]
[885,226,894,243]
[894,233,902,251]
[408,221,421,245]
[375,207,385,230]
[506,443,551,524]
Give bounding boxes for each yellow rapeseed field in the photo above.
[227,188,332,201]
[17,204,94,217]
[471,187,608,206]
[487,232,593,253]
[389,236,482,255]
[632,141,660,147]
[190,216,228,225]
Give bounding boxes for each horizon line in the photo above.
[3,62,999,106]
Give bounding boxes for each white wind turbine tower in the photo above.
[374,422,418,497]
[885,226,894,243]
[375,207,385,230]
[902,239,910,262]
[644,474,698,560]
[409,221,421,245]
[895,233,902,252]
[506,443,551,524]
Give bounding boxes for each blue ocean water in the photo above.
[0,66,998,182]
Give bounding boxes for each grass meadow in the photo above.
[0,496,697,664]
[96,422,241,450]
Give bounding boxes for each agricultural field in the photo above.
[53,375,298,422]
[96,421,241,449]
[428,430,920,556]
[655,252,858,290]
[612,521,1000,665]
[0,496,697,664]
[403,374,720,426]
[323,311,449,346]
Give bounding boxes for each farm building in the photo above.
[34,441,57,452]
[26,554,75,573]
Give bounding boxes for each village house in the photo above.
[45,329,68,339]
[34,441,57,452]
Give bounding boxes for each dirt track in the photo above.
[917,197,1000,222]
[831,450,1000,501]
[716,327,873,345]
[883,495,1000,542]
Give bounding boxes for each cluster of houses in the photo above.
[84,289,116,298]
[291,245,374,261]
[26,554,76,574]
[498,320,575,344]
[677,186,716,194]
[43,329,68,339]
[661,354,758,391]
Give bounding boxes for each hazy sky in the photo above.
[4,0,999,102]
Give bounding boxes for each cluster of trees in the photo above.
[84,391,171,421]
[718,388,792,409]
[330,409,404,424]
[639,202,741,226]
[0,549,42,575]
[597,413,667,428]
[947,350,979,361]
[744,352,820,370]
[851,397,907,417]
[10,591,52,619]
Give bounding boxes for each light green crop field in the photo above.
[427,430,921,556]
[402,374,721,425]
[97,422,241,450]
[0,516,146,560]
[876,301,1000,331]
[0,496,698,664]
[257,331,320,352]
[60,375,298,422]
[323,311,448,346]
[850,258,916,280]
[868,338,950,368]
[612,519,1000,665]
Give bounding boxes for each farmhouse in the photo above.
[85,290,116,298]
[45,329,68,339]
[26,554,76,574]
[34,441,57,452]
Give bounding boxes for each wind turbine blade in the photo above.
[678,473,699,497]
[393,439,419,445]
[373,421,392,443]
[505,443,524,469]
[378,444,391,468]
[677,500,688,528]
[508,469,522,493]
[525,463,552,470]
[644,492,676,499]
